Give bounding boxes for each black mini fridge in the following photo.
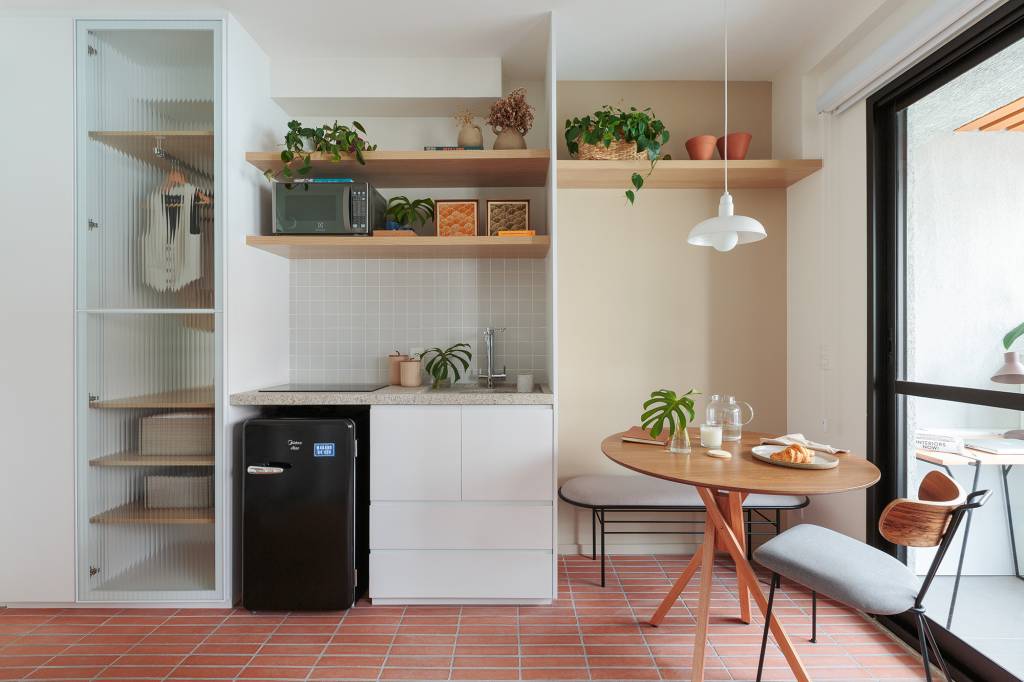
[243,417,359,611]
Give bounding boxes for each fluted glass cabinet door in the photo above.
[75,21,222,602]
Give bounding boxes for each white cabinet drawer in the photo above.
[370,502,552,550]
[370,406,461,500]
[370,549,553,601]
[461,406,553,501]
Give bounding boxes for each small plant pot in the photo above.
[493,128,527,150]
[685,135,717,160]
[716,132,752,160]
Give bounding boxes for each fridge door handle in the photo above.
[247,465,286,475]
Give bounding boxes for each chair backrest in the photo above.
[877,470,992,608]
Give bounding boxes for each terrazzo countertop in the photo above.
[230,384,554,406]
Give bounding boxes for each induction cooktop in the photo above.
[259,383,388,392]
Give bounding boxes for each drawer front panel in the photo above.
[370,549,553,600]
[370,502,552,550]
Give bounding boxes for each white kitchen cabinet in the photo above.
[461,406,553,501]
[368,404,555,603]
[370,406,461,500]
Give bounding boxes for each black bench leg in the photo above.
[600,509,606,587]
[756,572,779,682]
[591,508,597,560]
[745,509,753,560]
[810,590,817,643]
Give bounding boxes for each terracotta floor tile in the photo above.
[521,668,590,680]
[452,668,519,680]
[309,666,381,680]
[238,665,312,679]
[168,665,245,679]
[380,668,451,680]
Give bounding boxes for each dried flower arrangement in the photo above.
[486,88,535,134]
[453,109,478,128]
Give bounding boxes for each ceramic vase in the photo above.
[493,127,527,150]
[716,132,753,160]
[685,135,717,160]
[457,124,483,148]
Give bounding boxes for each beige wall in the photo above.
[557,80,772,160]
[556,188,787,553]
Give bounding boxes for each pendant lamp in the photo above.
[688,0,766,252]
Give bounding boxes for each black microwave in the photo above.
[272,179,386,235]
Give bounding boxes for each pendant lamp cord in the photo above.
[723,0,729,195]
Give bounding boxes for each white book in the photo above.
[964,438,1024,455]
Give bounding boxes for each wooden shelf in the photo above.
[90,452,214,467]
[245,149,550,187]
[89,130,213,170]
[89,386,214,410]
[246,235,550,260]
[90,502,214,525]
[557,159,822,189]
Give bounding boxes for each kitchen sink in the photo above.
[433,383,541,394]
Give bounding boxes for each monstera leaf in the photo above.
[420,343,472,389]
[641,388,699,438]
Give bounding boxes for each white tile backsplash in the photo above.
[290,258,548,385]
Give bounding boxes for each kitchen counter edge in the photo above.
[229,386,554,406]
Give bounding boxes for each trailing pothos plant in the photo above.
[641,388,700,438]
[385,196,435,230]
[265,119,378,188]
[420,343,473,389]
[564,105,670,205]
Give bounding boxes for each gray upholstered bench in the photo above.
[559,474,809,586]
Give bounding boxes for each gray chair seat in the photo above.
[754,524,920,615]
[559,474,806,509]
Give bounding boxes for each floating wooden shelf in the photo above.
[246,235,550,260]
[90,502,214,525]
[89,386,214,410]
[90,452,214,467]
[245,149,550,187]
[89,130,213,170]
[557,159,822,189]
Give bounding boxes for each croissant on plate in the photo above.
[771,443,815,464]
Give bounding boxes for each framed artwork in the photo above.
[435,200,479,237]
[486,200,530,235]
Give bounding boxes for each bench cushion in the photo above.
[754,524,919,615]
[559,474,806,509]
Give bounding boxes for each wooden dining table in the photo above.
[602,429,881,682]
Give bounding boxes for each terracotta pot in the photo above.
[685,135,717,160]
[716,132,752,160]
[492,127,527,150]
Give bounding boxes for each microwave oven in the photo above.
[272,179,386,235]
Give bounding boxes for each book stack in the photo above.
[914,430,964,455]
[423,146,484,151]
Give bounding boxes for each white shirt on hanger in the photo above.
[142,182,203,292]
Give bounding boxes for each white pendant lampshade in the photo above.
[992,351,1024,384]
[688,0,766,252]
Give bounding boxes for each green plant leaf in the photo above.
[1004,322,1024,349]
[640,388,700,438]
[625,190,635,204]
[631,173,643,191]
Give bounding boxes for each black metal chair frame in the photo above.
[755,489,993,682]
[557,488,810,587]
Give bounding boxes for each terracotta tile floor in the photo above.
[0,554,928,681]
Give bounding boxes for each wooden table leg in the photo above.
[691,516,717,680]
[649,548,701,626]
[726,492,751,624]
[697,487,811,682]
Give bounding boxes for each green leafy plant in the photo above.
[1004,322,1024,350]
[564,105,671,205]
[641,388,700,438]
[265,119,378,187]
[420,343,473,389]
[385,196,435,229]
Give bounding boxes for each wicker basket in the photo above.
[145,475,213,509]
[576,139,645,161]
[140,412,213,456]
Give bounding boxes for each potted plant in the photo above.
[486,88,535,150]
[264,119,377,186]
[454,110,483,149]
[642,388,699,453]
[384,196,435,232]
[564,105,671,204]
[420,343,473,389]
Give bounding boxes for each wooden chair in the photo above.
[753,471,991,682]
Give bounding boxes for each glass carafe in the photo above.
[722,396,754,441]
[706,394,728,428]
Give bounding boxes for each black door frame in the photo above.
[867,1,1024,679]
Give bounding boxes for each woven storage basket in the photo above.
[140,412,213,456]
[576,139,645,161]
[145,475,213,509]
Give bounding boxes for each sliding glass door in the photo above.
[869,3,1024,678]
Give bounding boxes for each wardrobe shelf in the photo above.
[89,130,213,171]
[89,386,214,410]
[89,502,214,525]
[246,234,550,260]
[245,149,550,187]
[557,159,822,189]
[90,452,214,467]
[95,543,215,592]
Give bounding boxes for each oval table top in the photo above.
[602,429,881,497]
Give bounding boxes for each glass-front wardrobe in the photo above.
[75,21,222,601]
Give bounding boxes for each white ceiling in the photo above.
[5,0,878,80]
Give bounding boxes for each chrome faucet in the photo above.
[480,327,507,388]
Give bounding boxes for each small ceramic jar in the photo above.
[399,359,423,387]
